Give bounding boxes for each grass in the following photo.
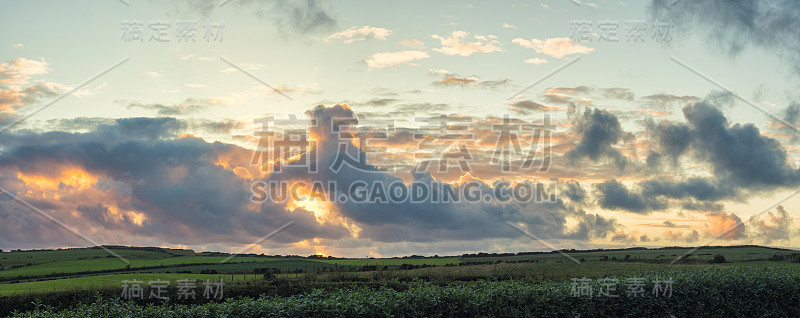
[0,273,269,296]
[0,249,174,268]
[0,256,271,279]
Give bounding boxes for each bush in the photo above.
[710,254,727,263]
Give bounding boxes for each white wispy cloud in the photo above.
[523,58,548,64]
[364,51,430,69]
[327,26,392,44]
[431,31,502,56]
[512,37,593,58]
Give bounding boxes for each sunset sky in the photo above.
[2,0,800,257]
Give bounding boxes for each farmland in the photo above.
[0,245,798,316]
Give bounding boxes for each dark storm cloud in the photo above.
[779,102,800,139]
[0,105,633,249]
[684,101,800,186]
[645,151,661,170]
[593,96,800,214]
[0,117,351,248]
[639,177,737,202]
[783,102,800,125]
[259,105,621,242]
[594,179,666,214]
[650,0,800,72]
[645,119,692,164]
[565,106,629,169]
[560,180,587,205]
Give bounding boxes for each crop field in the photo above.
[9,266,800,317]
[0,245,798,316]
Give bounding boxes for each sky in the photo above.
[1,0,800,258]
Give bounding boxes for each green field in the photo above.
[0,245,798,316]
[0,256,272,279]
[0,248,176,268]
[0,273,264,296]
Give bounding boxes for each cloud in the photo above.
[255,105,622,243]
[431,31,503,56]
[662,221,688,228]
[682,100,800,187]
[639,177,736,202]
[145,71,163,78]
[523,58,548,65]
[0,58,48,82]
[561,180,587,205]
[565,106,629,169]
[645,119,693,164]
[0,82,60,113]
[644,96,800,192]
[594,179,665,214]
[507,100,561,115]
[0,57,60,113]
[502,23,518,29]
[327,26,392,44]
[394,102,450,113]
[704,211,745,240]
[399,39,426,49]
[429,69,510,89]
[590,96,800,214]
[123,97,230,116]
[749,205,792,243]
[353,98,398,107]
[512,37,593,58]
[610,230,649,244]
[663,229,699,243]
[649,0,800,73]
[640,94,699,109]
[364,51,429,69]
[271,0,337,35]
[0,117,349,249]
[179,0,338,37]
